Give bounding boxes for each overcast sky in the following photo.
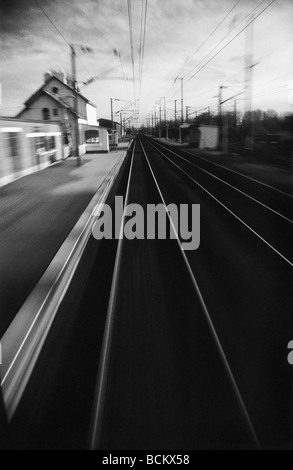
[1,0,293,126]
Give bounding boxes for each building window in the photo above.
[85,129,100,143]
[42,108,50,120]
[52,87,59,94]
[46,136,56,151]
[53,108,59,116]
[33,136,46,153]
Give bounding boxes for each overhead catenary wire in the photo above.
[138,0,145,83]
[140,1,148,87]
[175,0,242,81]
[183,0,277,87]
[71,0,133,100]
[165,0,265,102]
[164,0,275,111]
[34,0,70,47]
[33,0,109,97]
[168,1,283,114]
[239,83,287,101]
[127,0,137,109]
[254,31,293,64]
[138,0,148,115]
[182,0,269,84]
[118,52,132,102]
[221,31,293,91]
[72,0,117,51]
[195,82,287,119]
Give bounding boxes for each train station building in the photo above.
[17,71,109,157]
[0,71,110,186]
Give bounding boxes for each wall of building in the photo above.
[199,125,219,150]
[84,125,109,153]
[18,95,63,122]
[0,118,63,187]
[43,78,87,119]
[86,103,97,126]
[98,119,122,140]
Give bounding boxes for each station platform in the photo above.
[0,143,129,336]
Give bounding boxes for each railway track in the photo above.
[4,136,293,450]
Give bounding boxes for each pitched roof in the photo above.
[98,118,121,128]
[42,91,85,118]
[23,74,96,108]
[16,90,86,119]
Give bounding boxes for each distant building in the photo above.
[16,71,106,156]
[98,118,123,140]
[181,123,219,149]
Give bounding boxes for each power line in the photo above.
[33,0,111,98]
[255,31,293,64]
[175,0,242,81]
[71,0,132,99]
[127,0,137,107]
[239,83,287,101]
[117,52,132,102]
[265,72,292,84]
[183,0,267,84]
[72,0,117,51]
[138,0,145,83]
[222,66,247,87]
[167,0,243,99]
[184,0,277,87]
[188,81,287,119]
[140,0,148,85]
[34,0,71,46]
[165,0,265,102]
[138,0,148,112]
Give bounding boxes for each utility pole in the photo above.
[163,97,166,138]
[110,98,114,150]
[218,86,223,150]
[159,99,162,138]
[110,98,120,149]
[223,114,228,154]
[71,45,81,166]
[123,117,126,138]
[120,112,123,138]
[174,99,178,141]
[234,100,237,130]
[218,85,227,151]
[180,78,184,126]
[186,106,191,123]
[160,96,166,138]
[218,86,223,120]
[244,17,255,151]
[166,107,169,139]
[175,77,184,143]
[151,113,154,137]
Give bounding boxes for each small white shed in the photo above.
[84,125,109,153]
[198,125,219,149]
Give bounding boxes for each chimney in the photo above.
[44,71,52,83]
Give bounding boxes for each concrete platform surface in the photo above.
[0,145,128,336]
